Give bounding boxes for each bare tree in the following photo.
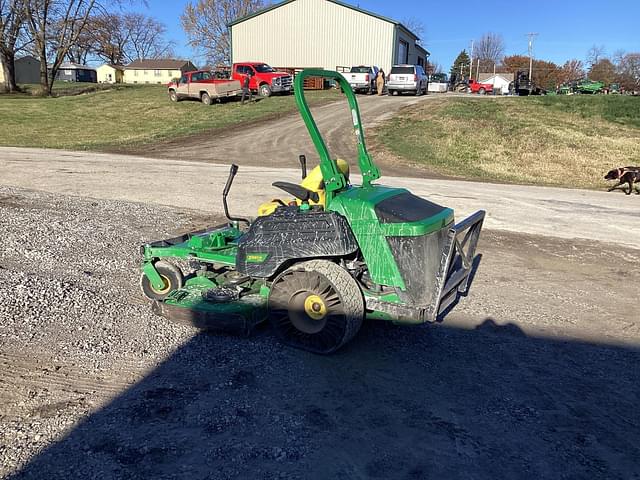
[473,32,504,73]
[401,17,425,44]
[560,59,584,84]
[615,52,640,90]
[24,0,103,95]
[425,61,441,75]
[181,0,264,65]
[0,0,26,92]
[124,13,173,61]
[586,44,605,68]
[65,17,95,63]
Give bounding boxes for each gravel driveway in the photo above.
[120,92,434,178]
[1,187,638,479]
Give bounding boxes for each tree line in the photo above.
[1,0,265,95]
[0,0,174,95]
[449,33,640,92]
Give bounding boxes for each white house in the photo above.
[97,64,125,84]
[123,59,197,85]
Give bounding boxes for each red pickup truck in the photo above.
[231,62,292,97]
[467,79,493,95]
[168,70,242,104]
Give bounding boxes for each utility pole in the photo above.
[469,40,474,78]
[526,33,538,80]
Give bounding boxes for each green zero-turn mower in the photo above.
[140,69,485,354]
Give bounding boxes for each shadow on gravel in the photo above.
[11,320,640,480]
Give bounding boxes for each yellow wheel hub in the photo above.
[304,294,327,320]
[151,275,171,295]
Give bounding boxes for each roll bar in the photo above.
[294,69,381,205]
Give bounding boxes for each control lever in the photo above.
[222,164,250,226]
[299,154,307,179]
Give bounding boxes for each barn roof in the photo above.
[126,59,193,70]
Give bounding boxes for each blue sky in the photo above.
[139,0,639,69]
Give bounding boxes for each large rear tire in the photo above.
[268,260,364,354]
[140,261,184,301]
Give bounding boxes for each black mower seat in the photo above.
[272,181,320,203]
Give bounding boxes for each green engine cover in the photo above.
[329,184,454,289]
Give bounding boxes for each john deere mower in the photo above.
[140,69,485,354]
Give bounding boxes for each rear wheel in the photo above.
[268,260,364,354]
[140,262,184,301]
[201,92,212,105]
[259,83,272,97]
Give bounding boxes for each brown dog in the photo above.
[605,166,640,195]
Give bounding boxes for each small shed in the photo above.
[1,55,41,85]
[97,64,125,84]
[478,73,514,95]
[56,63,97,83]
[15,55,41,84]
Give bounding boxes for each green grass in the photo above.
[2,82,113,98]
[533,95,640,129]
[0,84,340,150]
[374,95,640,189]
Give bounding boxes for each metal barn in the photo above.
[229,0,429,74]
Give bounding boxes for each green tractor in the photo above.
[575,78,605,94]
[139,69,485,354]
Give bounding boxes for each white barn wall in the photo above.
[231,0,396,73]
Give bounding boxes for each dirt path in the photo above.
[122,92,436,177]
[0,147,638,249]
[0,186,638,478]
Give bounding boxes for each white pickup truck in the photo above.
[346,66,379,94]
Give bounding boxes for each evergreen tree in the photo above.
[450,50,470,84]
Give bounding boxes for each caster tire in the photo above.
[140,261,184,301]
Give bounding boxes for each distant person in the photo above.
[241,71,253,105]
[376,69,385,96]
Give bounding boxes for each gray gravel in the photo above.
[1,186,639,479]
[0,186,195,367]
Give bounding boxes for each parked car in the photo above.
[467,79,493,95]
[231,62,293,97]
[387,64,428,96]
[346,65,379,94]
[167,70,242,104]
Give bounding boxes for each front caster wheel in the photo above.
[268,260,364,354]
[140,261,184,301]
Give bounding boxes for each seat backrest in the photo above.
[300,159,350,197]
[257,159,350,216]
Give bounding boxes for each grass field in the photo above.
[0,84,340,150]
[1,82,114,98]
[374,95,640,189]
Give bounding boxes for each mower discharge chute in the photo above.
[140,69,485,354]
